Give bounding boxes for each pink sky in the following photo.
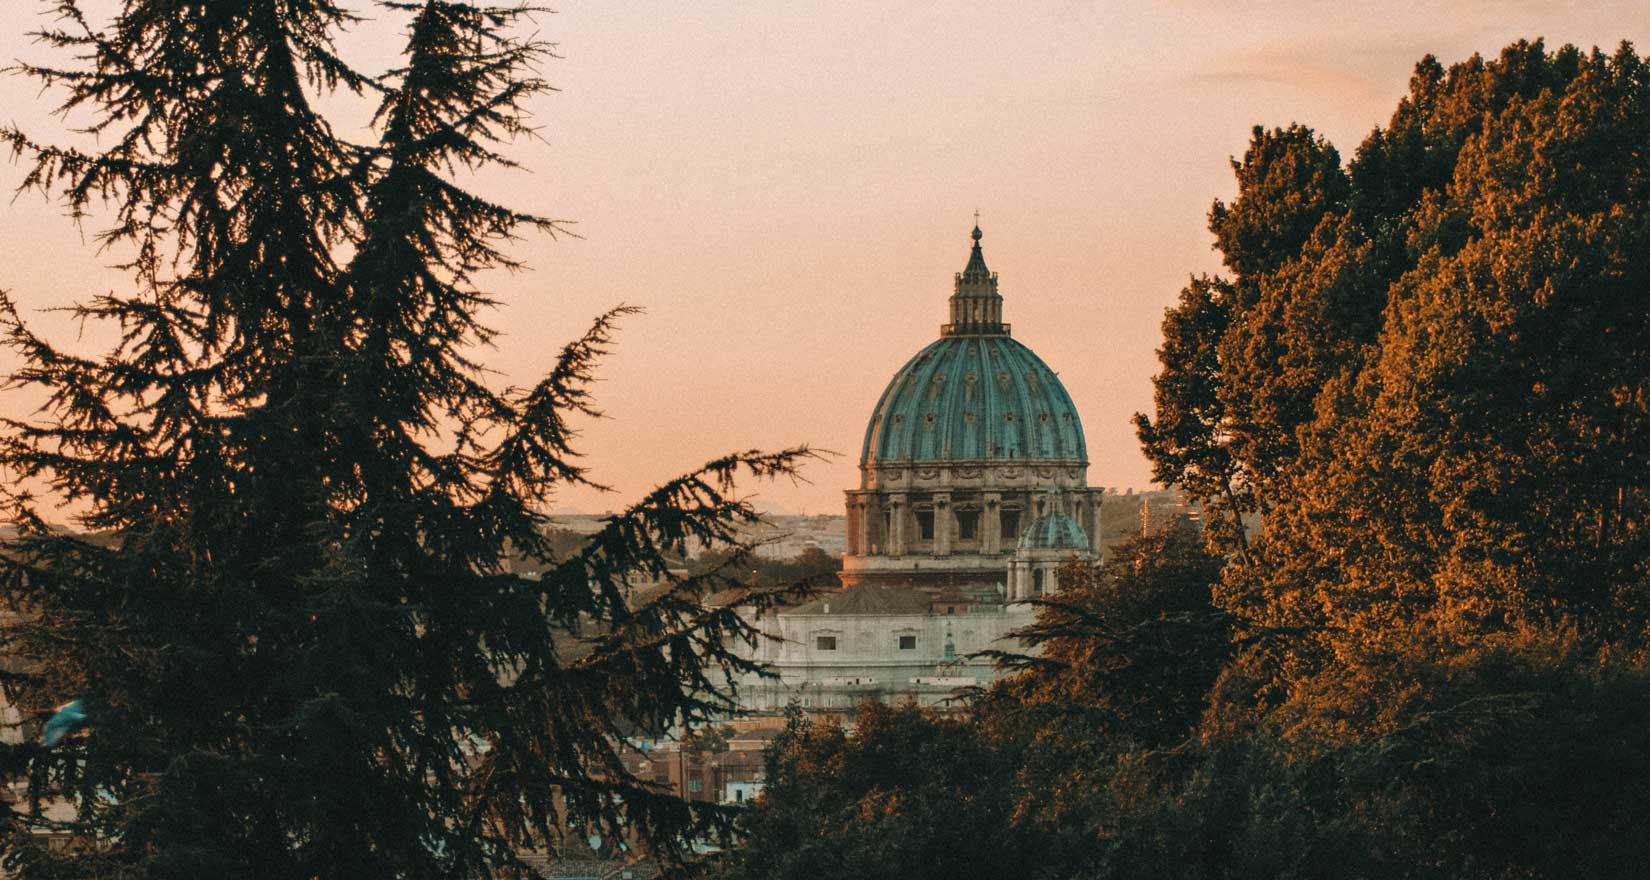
[1,2,1646,517]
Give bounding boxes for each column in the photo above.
[982,492,1002,555]
[889,493,907,556]
[1089,489,1104,553]
[933,492,952,556]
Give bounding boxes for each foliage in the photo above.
[985,526,1230,748]
[687,546,842,591]
[1139,38,1650,664]
[0,1,809,876]
[726,546,1650,880]
[718,704,1027,880]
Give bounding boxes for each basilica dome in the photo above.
[1017,512,1089,551]
[860,336,1085,466]
[860,225,1086,468]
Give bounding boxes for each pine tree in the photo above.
[0,2,808,876]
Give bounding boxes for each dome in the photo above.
[859,224,1088,468]
[860,335,1086,466]
[1017,513,1089,551]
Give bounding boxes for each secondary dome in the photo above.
[859,226,1087,467]
[1017,512,1089,551]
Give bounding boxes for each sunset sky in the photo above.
[1,1,1646,517]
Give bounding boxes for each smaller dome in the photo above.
[1017,513,1089,552]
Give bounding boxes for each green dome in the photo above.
[860,335,1086,466]
[1017,513,1089,551]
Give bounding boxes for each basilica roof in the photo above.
[859,227,1087,467]
[787,584,934,616]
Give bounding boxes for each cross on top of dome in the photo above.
[961,221,991,282]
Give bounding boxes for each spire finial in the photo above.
[944,219,1005,336]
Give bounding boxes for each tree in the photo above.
[719,704,1028,880]
[987,526,1230,749]
[968,528,1232,876]
[1140,39,1650,662]
[1136,126,1372,561]
[1136,39,1650,880]
[1132,42,1650,877]
[1132,278,1253,560]
[1242,41,1650,659]
[0,2,807,876]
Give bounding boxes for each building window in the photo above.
[1001,509,1021,543]
[1033,569,1045,595]
[916,509,935,540]
[898,635,917,650]
[816,635,837,651]
[956,509,978,540]
[687,779,702,793]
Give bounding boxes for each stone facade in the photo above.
[843,471,1102,595]
[732,587,1029,711]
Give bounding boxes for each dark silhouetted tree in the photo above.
[0,2,808,876]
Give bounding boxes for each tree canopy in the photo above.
[1138,38,1650,665]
